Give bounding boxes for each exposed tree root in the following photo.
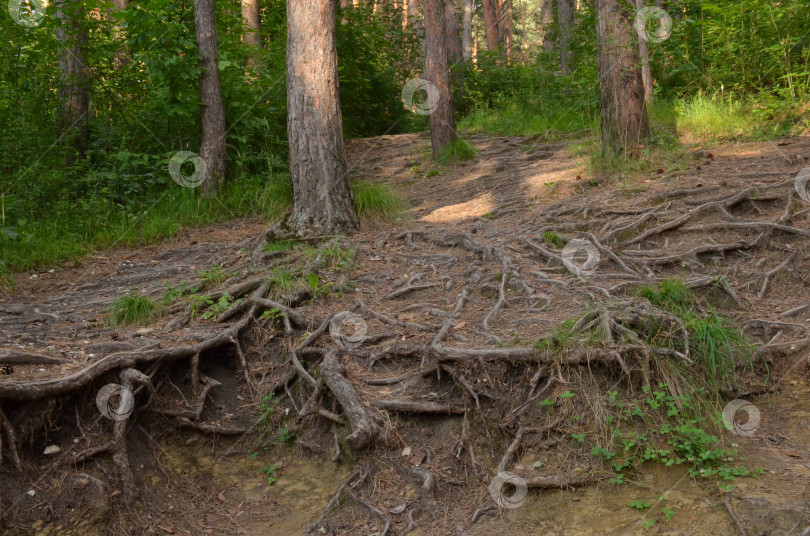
[0,174,803,532]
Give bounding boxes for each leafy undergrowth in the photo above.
[0,175,404,279]
[534,280,761,501]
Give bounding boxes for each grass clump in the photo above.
[637,279,756,391]
[0,261,13,291]
[459,101,594,138]
[263,240,296,253]
[197,264,229,288]
[437,138,478,164]
[542,231,565,248]
[105,293,156,327]
[352,180,408,223]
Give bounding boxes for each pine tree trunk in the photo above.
[497,0,512,58]
[285,0,359,236]
[109,0,130,69]
[408,0,421,30]
[424,0,455,158]
[55,0,89,154]
[594,0,649,154]
[635,0,654,104]
[557,0,574,73]
[194,0,227,193]
[481,0,500,51]
[540,0,554,53]
[242,0,262,70]
[461,0,472,61]
[444,0,462,67]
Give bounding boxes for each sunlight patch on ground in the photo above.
[420,192,496,223]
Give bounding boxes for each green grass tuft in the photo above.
[542,231,566,248]
[459,102,594,138]
[637,279,755,390]
[0,261,13,291]
[106,293,156,327]
[263,240,297,253]
[438,138,478,164]
[352,180,408,223]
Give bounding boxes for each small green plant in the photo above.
[276,426,296,443]
[106,293,156,327]
[162,282,194,304]
[259,394,279,424]
[542,231,565,248]
[260,462,282,485]
[629,500,651,511]
[259,307,284,322]
[572,433,586,443]
[641,519,656,529]
[197,264,227,287]
[307,273,321,294]
[201,293,237,320]
[188,293,215,320]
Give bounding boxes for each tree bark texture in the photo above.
[594,0,650,153]
[461,0,472,61]
[55,0,89,154]
[194,0,228,193]
[481,0,500,51]
[242,0,263,70]
[424,0,456,158]
[286,0,359,235]
[557,0,574,73]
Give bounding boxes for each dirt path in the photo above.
[2,132,810,535]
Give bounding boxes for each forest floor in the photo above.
[2,131,810,535]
